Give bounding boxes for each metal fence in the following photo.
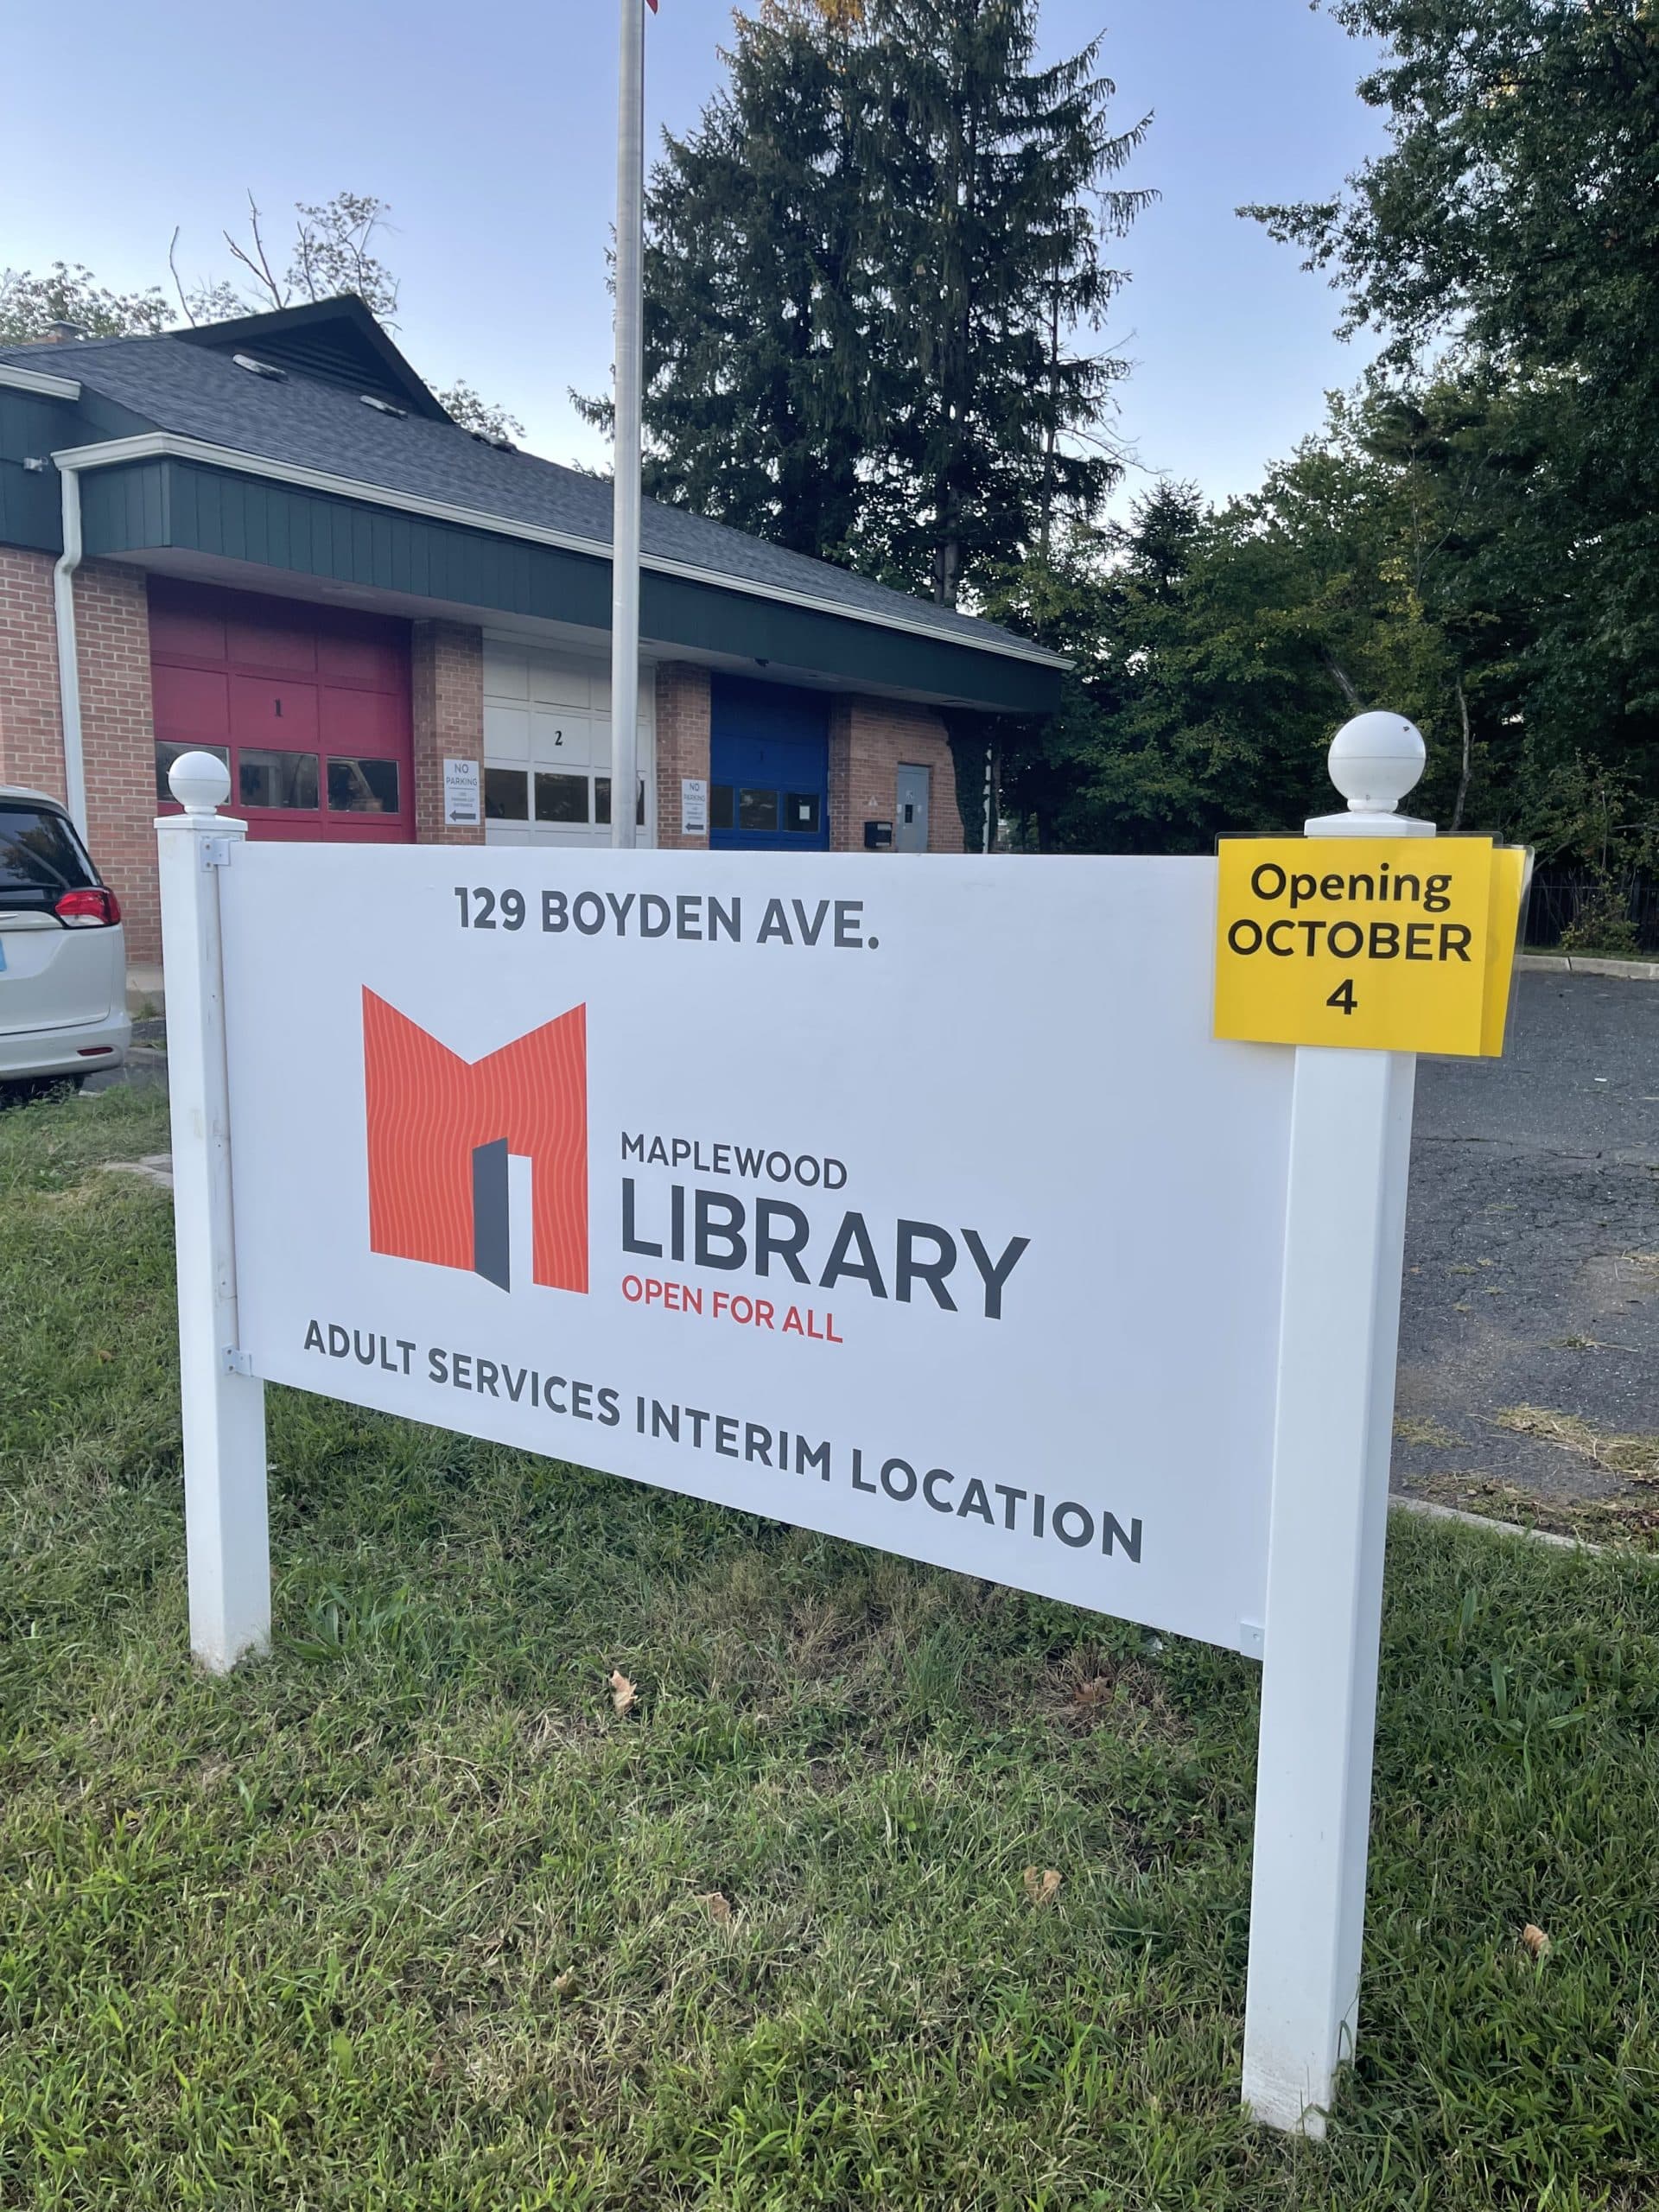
[1523,870,1659,952]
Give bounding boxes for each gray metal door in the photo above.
[895,764,931,853]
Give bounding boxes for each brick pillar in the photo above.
[654,662,711,850]
[411,620,485,845]
[78,562,162,961]
[827,696,855,851]
[0,546,67,801]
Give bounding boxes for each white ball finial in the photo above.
[168,749,232,816]
[1327,712,1426,816]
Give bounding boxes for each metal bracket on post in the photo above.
[156,750,270,1674]
[1242,712,1433,2136]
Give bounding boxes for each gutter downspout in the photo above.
[53,459,88,836]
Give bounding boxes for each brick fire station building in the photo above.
[0,297,1063,965]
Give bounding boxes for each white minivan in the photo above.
[0,787,130,1091]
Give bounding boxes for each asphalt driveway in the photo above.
[1397,970,1659,1507]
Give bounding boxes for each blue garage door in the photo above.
[709,676,830,850]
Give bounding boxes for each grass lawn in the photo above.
[3,1085,1657,2209]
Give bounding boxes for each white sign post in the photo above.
[156,753,269,1672]
[1241,714,1433,2133]
[156,723,1449,2135]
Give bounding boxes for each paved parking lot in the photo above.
[1398,971,1659,1505]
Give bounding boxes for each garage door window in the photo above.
[486,767,530,820]
[535,771,589,825]
[239,749,318,810]
[327,758,400,814]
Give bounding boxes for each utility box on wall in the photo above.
[864,820,893,849]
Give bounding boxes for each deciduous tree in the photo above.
[1245,0,1659,850]
[2,194,523,441]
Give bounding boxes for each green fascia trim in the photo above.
[0,388,167,556]
[0,391,72,551]
[78,456,1060,717]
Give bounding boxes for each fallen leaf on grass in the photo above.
[1052,1675,1115,1724]
[1521,1923,1552,1960]
[552,1968,577,1994]
[608,1669,638,1715]
[1022,1866,1062,1908]
[698,1891,733,1923]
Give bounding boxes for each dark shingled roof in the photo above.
[1,304,1059,668]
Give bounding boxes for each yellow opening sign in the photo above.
[1214,836,1528,1057]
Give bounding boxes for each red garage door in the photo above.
[150,581,414,844]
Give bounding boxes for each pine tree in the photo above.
[600,3,880,564]
[617,0,1149,603]
[860,0,1148,604]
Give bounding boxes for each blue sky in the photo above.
[3,1,1385,509]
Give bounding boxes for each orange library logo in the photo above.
[362,989,588,1293]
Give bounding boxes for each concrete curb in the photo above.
[1516,953,1659,982]
[100,1155,175,1192]
[1390,1494,1599,1552]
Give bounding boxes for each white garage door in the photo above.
[482,639,654,849]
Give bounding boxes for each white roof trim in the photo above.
[50,430,1068,672]
[2,362,82,401]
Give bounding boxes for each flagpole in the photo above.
[610,0,647,849]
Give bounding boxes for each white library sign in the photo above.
[156,721,1455,2140]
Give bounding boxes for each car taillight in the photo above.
[55,887,121,927]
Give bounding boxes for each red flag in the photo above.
[646,0,657,10]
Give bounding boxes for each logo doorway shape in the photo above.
[363,989,588,1293]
